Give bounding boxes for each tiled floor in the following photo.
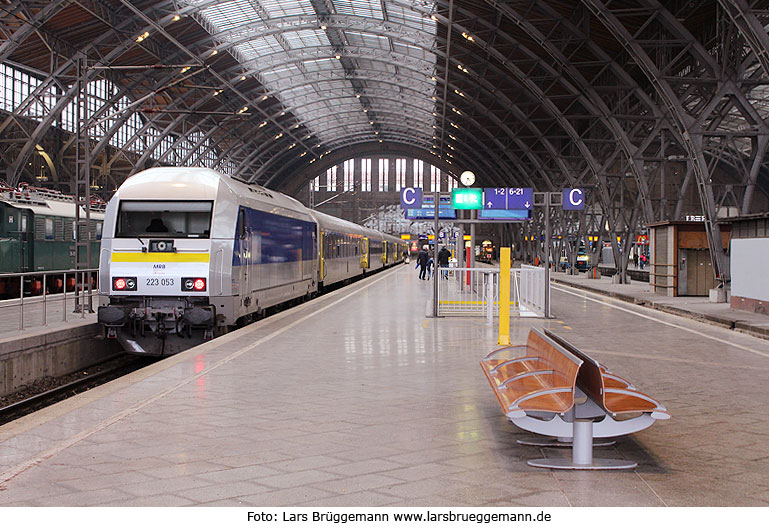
[1,265,769,506]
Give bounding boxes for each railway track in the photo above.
[0,355,156,426]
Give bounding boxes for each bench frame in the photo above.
[481,328,670,470]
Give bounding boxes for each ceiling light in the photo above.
[136,32,150,43]
[172,15,181,22]
[300,152,307,157]
[262,95,268,101]
[335,54,341,60]
[238,106,248,113]
[288,143,296,149]
[320,24,327,30]
[275,133,283,139]
[180,66,191,74]
[258,121,267,128]
[240,75,246,81]
[210,49,218,57]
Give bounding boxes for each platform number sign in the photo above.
[400,187,423,209]
[562,188,585,210]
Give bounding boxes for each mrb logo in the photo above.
[153,264,166,270]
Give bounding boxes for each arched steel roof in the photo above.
[3,0,769,281]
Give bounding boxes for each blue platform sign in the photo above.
[400,187,423,209]
[478,209,531,221]
[507,187,533,210]
[562,188,585,210]
[484,188,508,209]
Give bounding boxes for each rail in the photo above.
[0,269,99,331]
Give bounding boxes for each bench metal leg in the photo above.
[516,436,615,447]
[528,419,638,470]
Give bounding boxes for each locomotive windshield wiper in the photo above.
[136,235,147,252]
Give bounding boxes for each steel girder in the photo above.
[580,0,769,282]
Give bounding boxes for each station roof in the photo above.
[2,0,769,212]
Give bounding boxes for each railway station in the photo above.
[2,0,769,519]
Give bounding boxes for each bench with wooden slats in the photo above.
[481,328,583,419]
[481,328,670,470]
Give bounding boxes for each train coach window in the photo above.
[116,201,213,239]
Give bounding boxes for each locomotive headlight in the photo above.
[182,277,207,292]
[113,277,137,291]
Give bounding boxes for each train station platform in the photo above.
[1,264,769,507]
[550,271,769,340]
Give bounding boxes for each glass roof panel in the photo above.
[332,0,384,19]
[282,29,331,49]
[183,0,438,147]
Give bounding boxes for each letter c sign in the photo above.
[562,188,585,210]
[400,187,423,209]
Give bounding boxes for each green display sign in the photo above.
[451,188,483,209]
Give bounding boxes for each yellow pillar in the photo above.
[498,247,511,345]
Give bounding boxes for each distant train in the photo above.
[97,167,405,356]
[0,182,103,297]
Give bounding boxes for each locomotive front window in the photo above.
[116,201,213,239]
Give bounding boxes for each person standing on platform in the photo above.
[417,245,429,280]
[640,252,647,270]
[438,246,451,279]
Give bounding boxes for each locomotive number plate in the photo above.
[146,277,175,287]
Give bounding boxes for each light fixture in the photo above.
[172,15,181,22]
[213,89,223,96]
[262,95,268,101]
[136,32,150,43]
[288,143,296,149]
[452,107,461,115]
[238,106,248,114]
[240,75,246,80]
[210,49,218,56]
[275,133,283,139]
[180,66,191,74]
[258,121,267,128]
[320,24,327,30]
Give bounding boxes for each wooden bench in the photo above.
[481,328,669,470]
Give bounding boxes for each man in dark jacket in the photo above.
[437,246,451,279]
[417,245,430,280]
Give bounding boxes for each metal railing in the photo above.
[0,269,99,332]
[519,264,547,317]
[436,267,521,322]
[434,264,547,320]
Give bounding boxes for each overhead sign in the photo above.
[506,187,533,210]
[452,188,483,209]
[400,187,423,209]
[404,207,456,220]
[478,209,531,221]
[400,234,411,240]
[484,188,508,209]
[562,188,585,210]
[483,188,533,210]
